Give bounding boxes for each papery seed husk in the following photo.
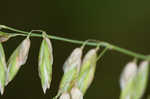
[0,43,7,94]
[59,93,70,99]
[6,37,30,85]
[63,48,82,73]
[38,33,53,93]
[120,61,145,99]
[120,61,137,90]
[58,48,82,95]
[71,87,83,99]
[120,61,149,99]
[77,48,97,94]
[134,61,149,99]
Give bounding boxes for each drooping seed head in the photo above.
[120,61,137,90]
[76,48,97,94]
[58,47,82,96]
[120,60,149,99]
[38,32,53,94]
[134,61,149,99]
[6,37,30,85]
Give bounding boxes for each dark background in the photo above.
[0,0,150,99]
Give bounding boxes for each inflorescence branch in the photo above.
[0,25,149,61]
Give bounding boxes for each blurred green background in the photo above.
[0,0,150,99]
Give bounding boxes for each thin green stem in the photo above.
[0,25,149,60]
[97,47,109,61]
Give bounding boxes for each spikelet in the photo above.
[76,48,98,94]
[38,32,53,94]
[6,36,30,85]
[134,61,149,99]
[56,47,82,98]
[0,43,7,95]
[120,61,137,90]
[120,60,149,99]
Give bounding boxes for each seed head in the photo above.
[76,48,97,94]
[6,37,30,85]
[38,32,53,94]
[58,47,82,97]
[120,61,137,90]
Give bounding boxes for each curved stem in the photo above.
[0,25,149,60]
[97,47,109,61]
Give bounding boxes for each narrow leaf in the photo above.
[38,32,53,93]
